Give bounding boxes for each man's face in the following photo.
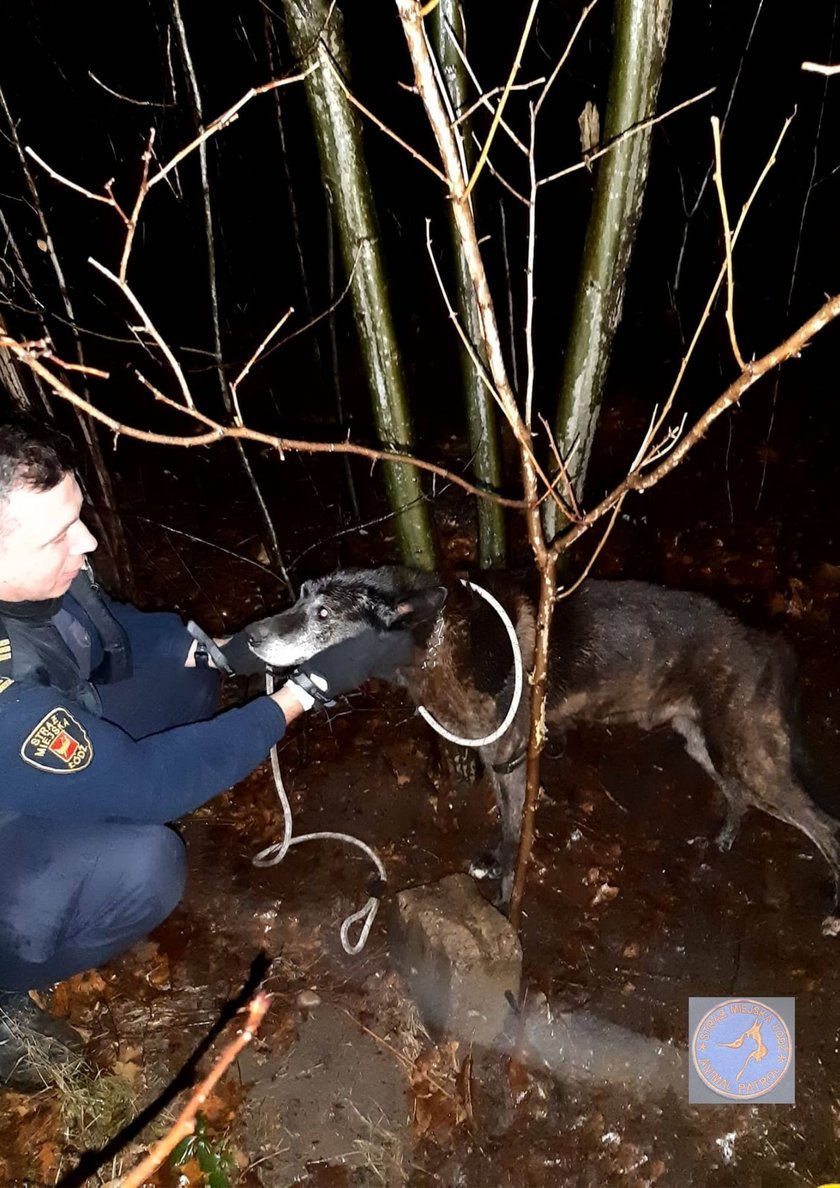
[0,472,98,602]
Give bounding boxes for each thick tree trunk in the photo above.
[546,0,672,539]
[430,1,506,569]
[280,0,437,570]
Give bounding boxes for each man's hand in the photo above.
[186,622,265,676]
[216,628,265,676]
[286,628,414,708]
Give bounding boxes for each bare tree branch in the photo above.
[0,336,530,511]
[120,993,270,1188]
[801,60,840,75]
[711,116,745,370]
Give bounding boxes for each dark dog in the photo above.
[248,567,840,933]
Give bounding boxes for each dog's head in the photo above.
[247,567,448,669]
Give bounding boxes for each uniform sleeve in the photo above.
[106,599,195,667]
[0,683,287,824]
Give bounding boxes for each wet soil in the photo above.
[4,389,840,1187]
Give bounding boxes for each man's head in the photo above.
[0,420,97,602]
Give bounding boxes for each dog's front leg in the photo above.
[486,764,527,909]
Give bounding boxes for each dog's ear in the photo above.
[299,580,315,599]
[387,586,447,626]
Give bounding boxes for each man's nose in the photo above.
[72,520,98,555]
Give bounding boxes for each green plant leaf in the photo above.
[169,1134,196,1166]
[196,1142,217,1174]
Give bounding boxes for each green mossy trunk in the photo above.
[281,0,437,570]
[546,0,672,540]
[430,0,506,569]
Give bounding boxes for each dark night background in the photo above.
[1,0,839,598]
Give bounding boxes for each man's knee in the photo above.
[0,819,188,990]
[126,825,187,925]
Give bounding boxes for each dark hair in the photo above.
[0,418,76,506]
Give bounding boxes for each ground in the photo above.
[3,390,840,1187]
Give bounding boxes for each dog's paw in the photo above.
[715,824,739,852]
[468,852,503,882]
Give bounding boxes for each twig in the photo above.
[263,247,361,360]
[442,22,535,156]
[553,289,840,558]
[422,222,567,516]
[538,87,715,187]
[455,80,544,139]
[534,0,600,118]
[645,115,793,445]
[24,148,122,211]
[711,117,745,370]
[120,993,270,1188]
[556,494,626,602]
[41,351,110,380]
[525,0,601,424]
[0,336,529,510]
[146,69,317,193]
[118,129,156,283]
[89,258,196,409]
[133,515,285,579]
[464,0,540,199]
[4,86,135,593]
[327,60,449,185]
[231,308,295,423]
[343,1010,454,1100]
[466,135,529,205]
[88,71,171,107]
[801,60,840,75]
[538,413,580,520]
[524,104,538,426]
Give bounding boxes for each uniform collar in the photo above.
[0,595,62,623]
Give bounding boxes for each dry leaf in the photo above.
[35,1142,61,1181]
[591,882,619,906]
[112,1059,142,1085]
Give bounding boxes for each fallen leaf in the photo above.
[112,1059,142,1085]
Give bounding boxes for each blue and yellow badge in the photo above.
[689,997,794,1103]
[21,707,93,774]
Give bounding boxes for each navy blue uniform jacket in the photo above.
[0,592,287,824]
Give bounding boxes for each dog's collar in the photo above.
[490,747,527,775]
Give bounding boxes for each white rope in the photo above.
[252,577,521,952]
[417,578,523,748]
[253,680,386,956]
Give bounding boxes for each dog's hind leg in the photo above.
[694,709,840,932]
[671,715,749,850]
[763,795,840,922]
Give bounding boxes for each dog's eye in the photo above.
[317,606,330,621]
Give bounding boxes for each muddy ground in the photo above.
[3,390,840,1187]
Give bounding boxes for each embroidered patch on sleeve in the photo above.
[21,707,94,774]
[0,638,10,663]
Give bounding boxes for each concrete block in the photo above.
[389,873,521,1047]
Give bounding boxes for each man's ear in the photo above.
[386,586,447,627]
